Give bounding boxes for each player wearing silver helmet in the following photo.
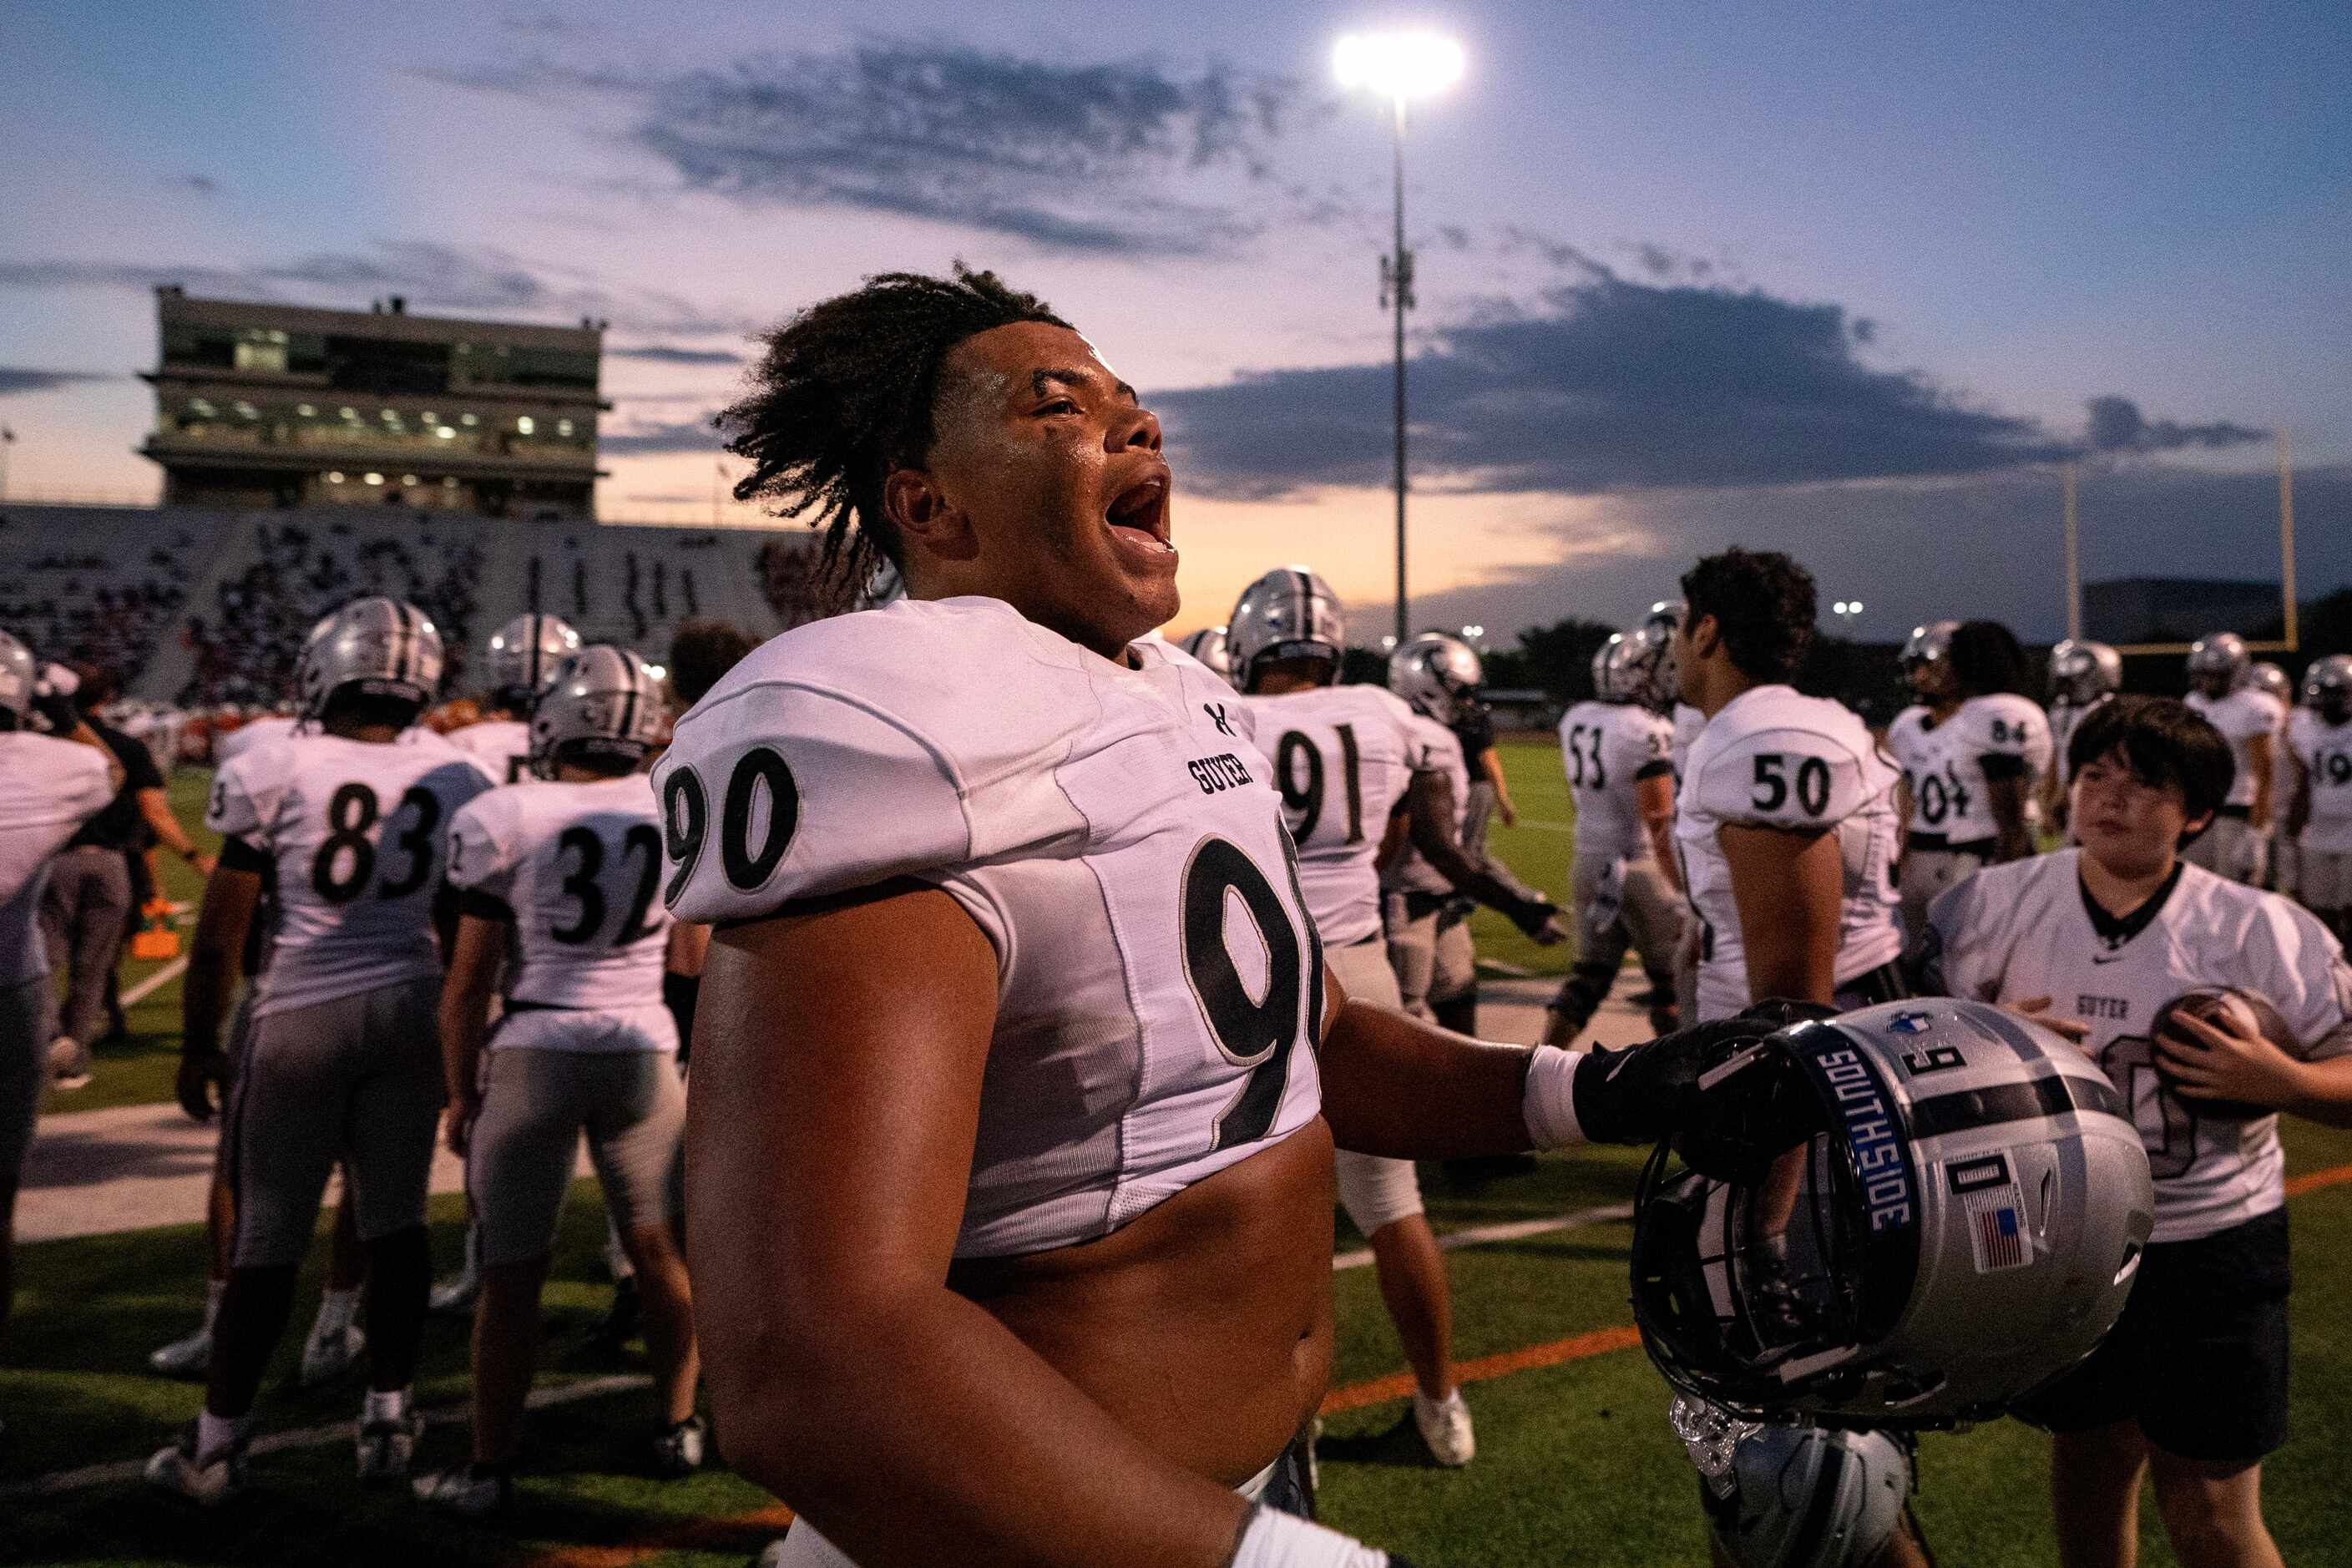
[417,647,701,1515]
[1917,695,2352,1568]
[1884,621,1974,947]
[149,597,493,1505]
[2044,639,2123,827]
[1228,569,1560,1469]
[0,631,124,1442]
[1673,1403,1918,1568]
[451,613,581,786]
[2183,631,2279,884]
[1546,630,1685,1043]
[2285,655,2352,940]
[1176,625,1233,685]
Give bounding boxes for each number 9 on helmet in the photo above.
[1631,999,2154,1429]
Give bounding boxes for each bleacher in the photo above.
[0,503,808,703]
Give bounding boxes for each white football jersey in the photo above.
[446,776,675,1032]
[449,717,535,786]
[1559,699,1674,862]
[1921,850,2352,1242]
[215,715,300,766]
[653,595,1323,1260]
[1676,685,1902,1021]
[1670,702,1707,781]
[209,731,494,1017]
[2187,688,2285,808]
[1240,684,1421,948]
[2288,709,2352,852]
[0,735,116,987]
[2046,694,2111,790]
[1884,696,2048,846]
[1382,711,1469,898]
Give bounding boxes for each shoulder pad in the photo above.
[1691,714,1881,829]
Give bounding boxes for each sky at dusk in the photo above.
[3,0,2347,646]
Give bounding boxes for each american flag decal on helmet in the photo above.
[1964,1185,2029,1272]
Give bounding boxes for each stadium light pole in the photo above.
[1335,30,1464,645]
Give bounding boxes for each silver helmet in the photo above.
[0,630,33,722]
[1388,632,1485,726]
[2047,639,2122,706]
[2187,631,2249,691]
[1178,625,1234,683]
[1227,569,1345,691]
[1899,621,1957,697]
[1594,634,1644,702]
[484,613,581,710]
[2304,653,2352,718]
[1631,999,2153,1429]
[1675,1398,1913,1568]
[2243,660,2292,704]
[296,596,443,720]
[529,645,668,776]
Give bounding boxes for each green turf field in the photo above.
[13,746,2352,1565]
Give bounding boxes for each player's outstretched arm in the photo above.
[1402,771,1562,941]
[693,883,1321,1568]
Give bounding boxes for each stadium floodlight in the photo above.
[1335,28,1464,644]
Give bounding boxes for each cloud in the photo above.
[1158,274,2078,499]
[416,40,1314,255]
[2084,395,2266,454]
[0,367,112,397]
[183,174,220,196]
[605,343,743,366]
[599,415,721,454]
[0,240,746,337]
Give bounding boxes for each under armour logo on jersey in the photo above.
[1203,702,1234,737]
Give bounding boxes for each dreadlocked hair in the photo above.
[718,266,1070,590]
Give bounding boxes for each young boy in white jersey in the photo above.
[2284,655,2352,941]
[1918,695,2352,1568]
[1228,568,1561,1472]
[0,638,123,1439]
[2183,633,2284,885]
[1546,629,1684,1042]
[414,645,701,1516]
[149,596,494,1504]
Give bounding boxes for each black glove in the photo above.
[31,662,82,735]
[1569,1001,1836,1160]
[1508,894,1562,939]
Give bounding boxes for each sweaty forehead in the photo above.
[947,321,1125,401]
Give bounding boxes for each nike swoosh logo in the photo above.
[2092,952,2128,964]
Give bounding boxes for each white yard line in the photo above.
[119,954,190,1008]
[1332,1200,1634,1272]
[5,1373,653,1499]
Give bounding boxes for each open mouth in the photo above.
[1104,472,1171,549]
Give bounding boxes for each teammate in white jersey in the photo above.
[415,646,701,1516]
[1546,630,1684,1042]
[2284,655,2352,940]
[448,612,579,786]
[657,267,1758,1568]
[0,636,122,1438]
[149,597,493,1505]
[2183,632,2284,884]
[1672,551,1905,1024]
[1917,695,2352,1568]
[213,711,300,767]
[2044,639,2122,828]
[1230,568,1559,1470]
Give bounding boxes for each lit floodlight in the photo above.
[1333,31,1465,101]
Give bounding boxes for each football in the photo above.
[2152,987,2294,1121]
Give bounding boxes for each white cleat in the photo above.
[1414,1388,1475,1469]
[356,1409,425,1485]
[149,1326,215,1378]
[650,1414,707,1478]
[300,1323,367,1388]
[413,1464,513,1518]
[428,1267,478,1318]
[144,1424,250,1506]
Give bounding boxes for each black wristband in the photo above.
[33,692,81,734]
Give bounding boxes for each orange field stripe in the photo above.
[523,1160,2352,1565]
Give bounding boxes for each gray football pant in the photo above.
[1897,847,1988,950]
[1551,855,1686,1036]
[38,845,131,1062]
[1386,905,1476,1020]
[2183,817,2266,885]
[1324,936,1424,1238]
[2,974,54,1192]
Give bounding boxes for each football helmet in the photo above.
[1177,625,1234,682]
[529,645,668,776]
[1388,633,1485,726]
[2047,640,2123,706]
[2187,631,2249,694]
[483,613,581,711]
[1674,1397,1913,1568]
[2304,653,2352,721]
[0,630,33,722]
[1898,622,1957,701]
[2242,661,2292,705]
[1636,599,1686,705]
[1630,999,2153,1428]
[297,597,443,721]
[1593,634,1642,701]
[1227,569,1345,691]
